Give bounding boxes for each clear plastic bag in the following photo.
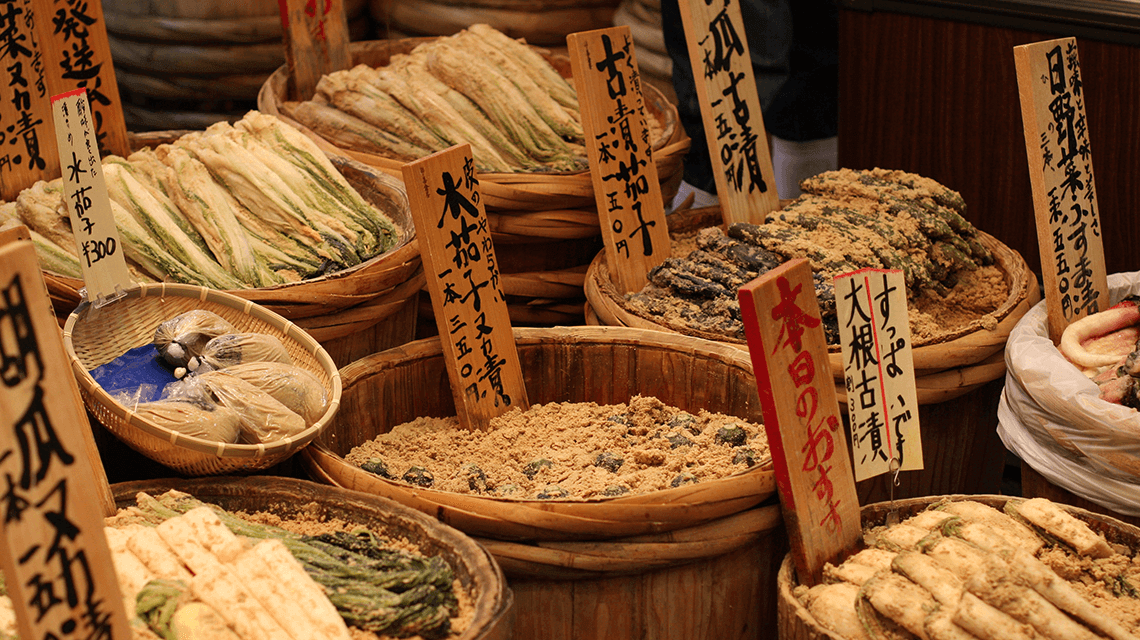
[188,333,293,375]
[221,362,328,425]
[169,371,307,444]
[153,310,235,370]
[998,271,1140,515]
[133,398,242,444]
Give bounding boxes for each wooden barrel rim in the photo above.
[109,475,510,640]
[304,325,777,541]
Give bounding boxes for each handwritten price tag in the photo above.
[834,268,922,483]
[1014,37,1108,343]
[402,144,529,429]
[568,26,670,294]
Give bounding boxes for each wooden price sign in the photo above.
[402,144,529,430]
[278,0,352,101]
[738,258,861,586]
[567,26,670,294]
[0,237,130,640]
[50,88,132,304]
[0,0,60,201]
[834,268,922,483]
[676,0,779,225]
[1014,37,1109,343]
[1,0,129,201]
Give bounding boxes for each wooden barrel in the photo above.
[258,37,689,328]
[585,205,1040,504]
[776,494,1140,639]
[301,326,785,638]
[371,0,619,46]
[110,476,513,640]
[39,130,423,369]
[105,0,372,131]
[613,0,674,103]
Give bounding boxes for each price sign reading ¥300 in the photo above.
[834,268,922,483]
[50,88,131,304]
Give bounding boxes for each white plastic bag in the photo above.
[998,271,1140,515]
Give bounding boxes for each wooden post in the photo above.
[0,238,131,640]
[833,268,923,484]
[676,0,779,225]
[567,26,670,294]
[1014,37,1109,343]
[402,144,529,430]
[31,0,129,159]
[278,0,353,101]
[738,258,861,586]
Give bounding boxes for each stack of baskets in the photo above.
[371,0,620,46]
[301,326,785,639]
[105,0,373,131]
[585,205,1039,504]
[257,38,690,329]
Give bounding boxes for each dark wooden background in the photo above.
[838,8,1140,277]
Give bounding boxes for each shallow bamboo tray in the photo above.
[776,494,1140,640]
[41,133,424,367]
[64,282,342,476]
[585,205,1040,403]
[111,475,513,640]
[302,326,776,541]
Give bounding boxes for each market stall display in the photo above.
[777,495,1140,639]
[6,114,423,367]
[302,326,783,639]
[108,476,513,640]
[258,29,689,327]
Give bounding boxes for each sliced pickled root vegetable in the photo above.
[1059,297,1140,370]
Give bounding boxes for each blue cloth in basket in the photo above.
[90,344,178,405]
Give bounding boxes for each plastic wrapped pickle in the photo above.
[132,398,241,444]
[175,371,308,444]
[221,361,328,425]
[153,310,236,370]
[795,497,1140,640]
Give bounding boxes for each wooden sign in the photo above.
[1014,37,1109,344]
[834,268,922,483]
[677,0,779,224]
[32,0,129,159]
[50,88,131,304]
[0,238,130,640]
[738,258,861,586]
[567,26,670,294]
[278,0,352,101]
[0,0,60,201]
[402,144,529,430]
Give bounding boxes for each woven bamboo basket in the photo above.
[111,475,513,640]
[584,205,1039,503]
[64,282,342,476]
[371,0,618,46]
[301,325,785,638]
[258,37,689,326]
[39,130,423,368]
[776,494,1140,640]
